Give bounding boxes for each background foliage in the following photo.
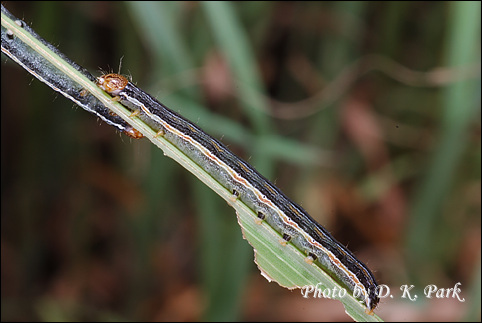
[1,1,480,321]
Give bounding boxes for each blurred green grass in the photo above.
[1,1,480,321]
